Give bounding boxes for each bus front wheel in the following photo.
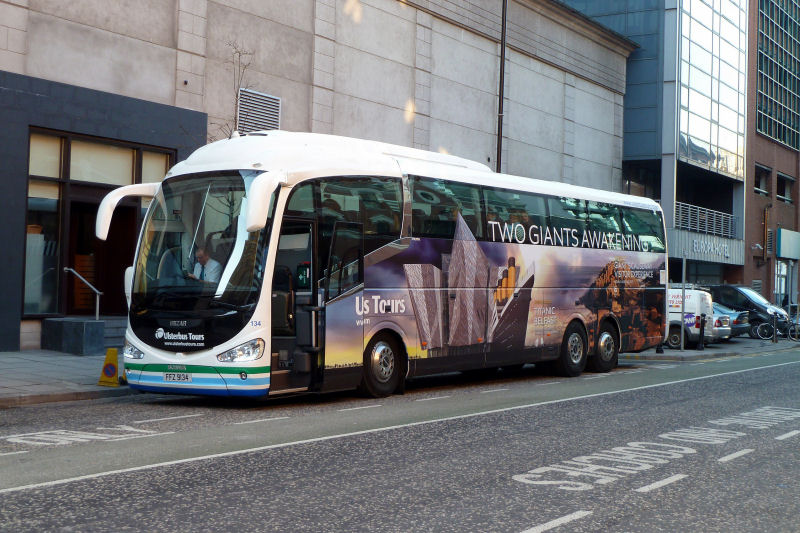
[554,322,587,377]
[360,333,403,398]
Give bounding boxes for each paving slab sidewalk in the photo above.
[0,349,131,408]
[0,337,796,408]
[620,336,796,362]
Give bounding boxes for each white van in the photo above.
[666,286,714,349]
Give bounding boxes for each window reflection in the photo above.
[25,181,60,314]
[756,0,800,150]
[678,0,746,178]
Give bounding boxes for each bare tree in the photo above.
[209,39,254,141]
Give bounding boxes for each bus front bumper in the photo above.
[124,363,270,397]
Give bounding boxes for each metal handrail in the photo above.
[64,267,103,321]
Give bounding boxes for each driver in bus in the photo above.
[187,246,222,284]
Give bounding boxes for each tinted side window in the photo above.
[587,201,622,233]
[548,197,588,233]
[359,177,402,253]
[620,207,666,253]
[586,201,623,250]
[411,176,483,239]
[318,178,362,280]
[327,222,363,299]
[320,179,362,223]
[285,182,315,216]
[483,187,547,231]
[731,288,750,308]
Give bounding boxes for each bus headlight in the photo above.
[217,339,265,362]
[123,341,144,359]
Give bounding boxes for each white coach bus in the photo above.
[96,131,667,398]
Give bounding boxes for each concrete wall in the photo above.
[1,0,631,190]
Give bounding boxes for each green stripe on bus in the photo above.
[124,363,270,375]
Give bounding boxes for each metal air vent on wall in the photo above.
[752,279,763,294]
[237,88,281,133]
[767,229,774,254]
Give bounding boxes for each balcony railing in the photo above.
[675,202,737,239]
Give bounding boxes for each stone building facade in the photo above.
[0,0,634,350]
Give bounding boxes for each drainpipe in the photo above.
[495,0,508,173]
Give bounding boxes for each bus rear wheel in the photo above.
[554,322,587,377]
[587,323,618,372]
[360,333,403,398]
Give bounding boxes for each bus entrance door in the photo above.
[270,219,318,393]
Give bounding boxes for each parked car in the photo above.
[713,302,749,338]
[709,285,789,338]
[666,286,714,348]
[710,312,731,342]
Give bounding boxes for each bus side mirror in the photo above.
[96,182,160,240]
[246,171,287,232]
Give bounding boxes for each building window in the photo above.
[777,173,794,203]
[756,0,800,150]
[24,180,60,314]
[24,130,174,317]
[677,0,748,179]
[754,164,771,195]
[70,140,135,186]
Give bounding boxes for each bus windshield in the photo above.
[131,171,275,313]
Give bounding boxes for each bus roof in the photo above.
[168,130,661,212]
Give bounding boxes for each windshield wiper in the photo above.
[208,300,255,311]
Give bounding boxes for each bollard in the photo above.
[773,313,778,343]
[698,313,706,350]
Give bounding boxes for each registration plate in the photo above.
[163,372,192,383]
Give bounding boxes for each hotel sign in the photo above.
[667,229,744,265]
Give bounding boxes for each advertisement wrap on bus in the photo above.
[325,212,665,370]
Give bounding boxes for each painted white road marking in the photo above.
[234,417,290,425]
[519,510,593,533]
[718,449,754,462]
[634,474,687,493]
[3,426,158,446]
[415,396,451,402]
[0,451,28,457]
[1,360,797,495]
[480,388,510,394]
[132,414,204,424]
[337,404,382,412]
[111,432,175,441]
[776,430,800,440]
